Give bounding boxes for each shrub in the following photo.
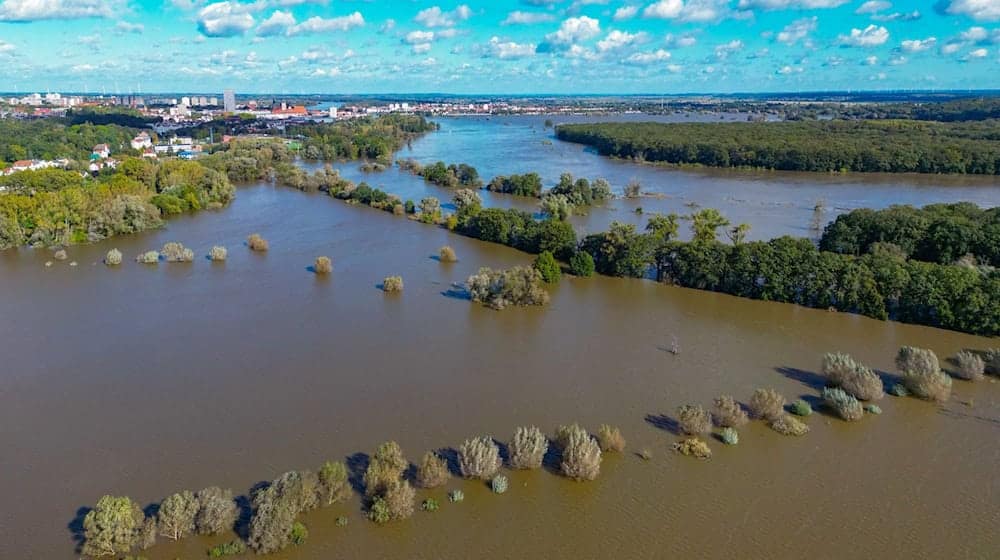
[790,400,813,417]
[569,251,595,277]
[158,490,199,540]
[864,404,882,414]
[136,250,160,264]
[597,424,626,452]
[672,438,711,459]
[769,414,810,436]
[508,426,548,469]
[712,395,748,428]
[335,516,348,527]
[822,387,864,421]
[161,242,194,262]
[382,275,404,293]
[137,517,157,550]
[382,480,415,521]
[896,346,951,402]
[986,349,1000,375]
[822,352,883,400]
[415,451,451,488]
[491,475,509,494]
[194,487,238,536]
[677,404,712,436]
[393,203,405,216]
[290,521,308,545]
[209,245,227,261]
[954,351,985,381]
[459,436,501,480]
[422,498,439,512]
[821,352,856,386]
[895,346,940,377]
[105,248,122,266]
[624,180,641,198]
[889,383,910,397]
[559,425,602,481]
[364,441,408,497]
[368,498,391,524]
[317,461,351,506]
[448,490,465,503]
[247,233,269,251]
[208,540,246,557]
[749,388,786,421]
[720,427,739,445]
[314,256,332,274]
[533,250,561,283]
[467,266,550,309]
[439,245,457,262]
[54,249,68,261]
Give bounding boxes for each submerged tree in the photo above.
[596,424,626,452]
[508,426,548,469]
[194,487,238,536]
[896,346,951,402]
[317,461,352,506]
[415,451,451,489]
[749,388,786,421]
[458,436,502,480]
[712,395,749,428]
[158,490,199,541]
[559,425,601,481]
[677,404,712,436]
[364,441,408,497]
[82,495,144,558]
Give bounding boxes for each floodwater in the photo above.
[325,115,1000,241]
[1,179,998,559]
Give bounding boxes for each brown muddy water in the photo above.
[1,183,998,559]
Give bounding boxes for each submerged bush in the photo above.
[448,490,464,503]
[569,251,596,277]
[381,480,415,521]
[194,487,238,536]
[769,414,810,436]
[822,352,884,400]
[136,250,160,264]
[459,436,502,480]
[559,425,601,481]
[896,346,951,402]
[439,245,457,262]
[953,351,985,381]
[368,498,391,524]
[382,275,404,293]
[209,245,227,261]
[597,424,626,452]
[415,451,450,489]
[82,495,144,558]
[247,233,269,251]
[317,461,351,506]
[421,498,439,512]
[677,404,712,436]
[364,441,408,497]
[822,387,864,421]
[161,242,194,262]
[672,438,711,459]
[491,475,509,494]
[712,395,749,428]
[889,383,910,397]
[749,388,786,421]
[335,516,348,527]
[208,540,246,557]
[54,249,68,261]
[467,266,550,309]
[864,404,882,414]
[105,248,122,266]
[314,256,332,274]
[533,250,561,283]
[289,521,308,546]
[790,399,813,417]
[720,427,739,445]
[509,426,548,469]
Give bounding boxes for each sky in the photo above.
[0,1,998,94]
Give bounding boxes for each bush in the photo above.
[208,540,246,557]
[381,480,415,521]
[769,414,810,436]
[864,404,882,414]
[896,346,951,402]
[335,516,348,527]
[986,349,1000,375]
[533,250,561,283]
[161,242,194,262]
[314,256,332,274]
[954,351,985,381]
[712,395,748,428]
[415,451,450,488]
[54,249,68,260]
[720,427,739,445]
[382,275,404,292]
[209,245,227,261]
[368,498,391,524]
[749,388,786,421]
[889,383,910,397]
[136,250,160,264]
[439,245,457,262]
[247,233,269,251]
[569,251,595,277]
[422,498,439,512]
[597,424,626,452]
[467,266,550,309]
[672,438,711,459]
[895,346,940,377]
[317,461,351,506]
[822,352,884,400]
[364,441,408,497]
[290,522,308,546]
[105,248,122,266]
[624,180,641,198]
[677,404,712,436]
[459,436,501,479]
[508,426,548,469]
[491,475,509,494]
[194,487,238,536]
[790,400,812,417]
[559,425,601,481]
[823,387,864,421]
[448,490,464,503]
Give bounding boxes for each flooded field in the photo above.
[1,182,997,559]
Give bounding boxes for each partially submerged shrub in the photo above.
[439,245,457,262]
[896,346,951,402]
[719,427,739,445]
[82,495,144,558]
[559,425,602,481]
[896,346,940,377]
[161,242,194,262]
[136,250,160,264]
[382,275,404,292]
[822,352,883,400]
[317,461,351,506]
[54,249,68,260]
[459,436,502,479]
[415,451,450,489]
[421,498,439,512]
[569,251,595,277]
[209,245,227,261]
[381,480,415,521]
[491,475,509,494]
[769,414,810,436]
[335,516,348,527]
[672,438,711,459]
[247,233,269,251]
[467,266,550,309]
[823,387,864,421]
[677,404,712,436]
[368,498,391,524]
[790,399,812,417]
[749,388,786,421]
[448,490,464,503]
[105,248,122,266]
[290,521,308,546]
[864,404,882,415]
[364,441,407,497]
[597,424,626,452]
[208,539,246,557]
[314,256,332,274]
[712,395,748,428]
[889,383,909,397]
[986,349,1000,375]
[637,448,653,461]
[953,351,985,381]
[508,426,548,469]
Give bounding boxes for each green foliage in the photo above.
[491,475,509,494]
[769,414,810,436]
[487,173,543,197]
[317,461,351,506]
[448,490,464,503]
[368,498,391,524]
[533,250,561,283]
[207,540,246,557]
[335,516,348,527]
[790,400,813,417]
[382,276,404,292]
[105,248,122,266]
[289,522,308,545]
[672,438,711,459]
[456,207,577,260]
[569,251,596,277]
[864,404,883,415]
[364,441,408,497]
[720,427,739,445]
[412,161,482,188]
[689,208,730,244]
[889,383,910,397]
[467,266,550,309]
[422,498,440,512]
[194,487,238,536]
[580,222,652,278]
[82,495,144,558]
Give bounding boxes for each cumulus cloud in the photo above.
[596,30,646,51]
[501,11,555,25]
[967,47,989,58]
[544,15,600,45]
[643,0,728,21]
[940,0,1000,22]
[871,10,921,22]
[197,2,255,37]
[664,32,696,47]
[900,37,936,52]
[288,12,363,36]
[414,4,471,28]
[404,30,435,44]
[488,36,537,58]
[854,0,890,14]
[714,39,744,59]
[613,5,639,20]
[0,0,120,21]
[737,0,847,8]
[624,48,671,65]
[838,24,889,47]
[256,10,295,36]
[114,20,143,33]
[775,16,816,45]
[642,0,682,19]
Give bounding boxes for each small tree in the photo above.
[209,245,227,261]
[560,426,601,481]
[419,197,441,223]
[823,387,864,421]
[105,248,122,266]
[317,461,351,506]
[439,245,458,262]
[382,276,404,292]
[749,388,786,421]
[569,251,595,277]
[382,480,416,520]
[596,424,626,452]
[623,179,641,198]
[453,188,481,210]
[953,351,985,381]
[415,451,451,488]
[896,346,951,402]
[689,208,730,244]
[364,441,408,497]
[712,395,748,428]
[314,256,332,274]
[194,487,238,536]
[248,486,297,554]
[508,426,548,469]
[533,250,561,283]
[158,490,199,541]
[247,233,269,251]
[458,436,501,479]
[161,242,194,262]
[822,353,883,401]
[677,404,712,436]
[82,495,144,558]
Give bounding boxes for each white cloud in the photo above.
[643,0,682,19]
[625,48,671,65]
[714,39,743,59]
[411,43,431,54]
[959,26,989,42]
[664,33,696,47]
[404,30,435,44]
[855,0,890,14]
[863,55,878,65]
[0,39,14,54]
[941,42,962,55]
[501,11,555,25]
[115,20,143,33]
[414,5,471,28]
[968,47,989,57]
[900,37,936,52]
[488,36,537,58]
[737,0,847,8]
[838,24,889,47]
[613,5,638,20]
[596,30,646,51]
[0,0,120,21]
[545,16,600,45]
[941,0,1000,22]
[287,12,364,35]
[677,0,729,22]
[666,63,682,72]
[775,16,816,45]
[871,10,920,22]
[197,2,255,37]
[256,10,295,36]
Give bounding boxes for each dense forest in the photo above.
[0,118,140,163]
[555,120,1000,174]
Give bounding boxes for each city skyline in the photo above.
[0,1,998,93]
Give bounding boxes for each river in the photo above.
[0,117,998,559]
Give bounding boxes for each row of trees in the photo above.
[555,120,1000,174]
[397,159,483,189]
[0,118,141,164]
[290,115,437,162]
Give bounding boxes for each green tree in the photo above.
[689,208,730,244]
[82,495,144,558]
[158,490,199,540]
[569,251,595,277]
[533,250,561,283]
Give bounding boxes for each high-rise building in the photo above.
[223,89,235,113]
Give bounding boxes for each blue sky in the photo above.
[0,1,998,94]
